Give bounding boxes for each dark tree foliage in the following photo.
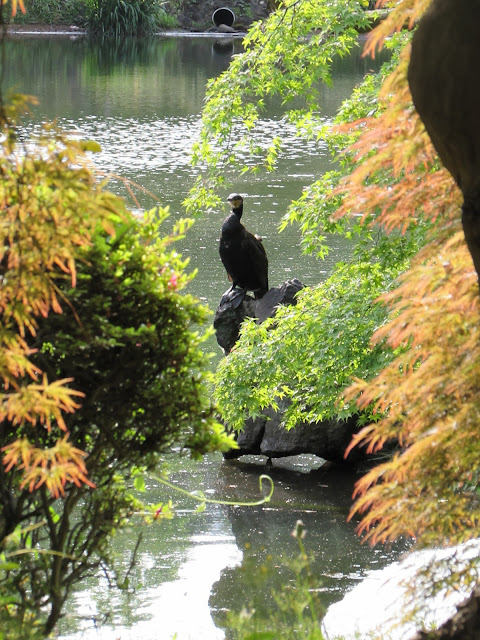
[0,211,234,636]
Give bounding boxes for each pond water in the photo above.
[7,32,408,639]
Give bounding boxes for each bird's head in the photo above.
[227,193,244,212]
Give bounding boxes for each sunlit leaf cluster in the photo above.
[184,0,373,215]
[215,259,409,432]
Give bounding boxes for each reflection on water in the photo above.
[57,454,409,640]
[66,540,241,640]
[211,458,409,619]
[6,34,400,638]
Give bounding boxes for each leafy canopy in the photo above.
[211,3,428,436]
[184,0,373,216]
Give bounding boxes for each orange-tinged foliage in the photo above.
[1,376,84,430]
[1,0,25,17]
[365,0,431,57]
[0,96,127,496]
[334,45,462,236]
[334,0,480,547]
[344,233,480,545]
[347,279,480,545]
[3,435,95,498]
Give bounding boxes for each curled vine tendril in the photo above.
[152,473,274,509]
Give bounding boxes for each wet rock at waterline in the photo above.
[215,23,237,34]
[222,400,365,464]
[214,278,367,464]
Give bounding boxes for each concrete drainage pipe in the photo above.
[212,7,235,27]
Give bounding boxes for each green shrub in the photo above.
[0,208,234,635]
[32,208,228,462]
[86,0,172,36]
[7,0,88,24]
[6,0,177,30]
[156,6,178,29]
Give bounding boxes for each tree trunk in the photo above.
[408,0,480,283]
[462,193,480,279]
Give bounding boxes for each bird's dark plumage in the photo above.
[219,194,268,305]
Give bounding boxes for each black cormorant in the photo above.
[219,194,269,306]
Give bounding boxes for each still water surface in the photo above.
[9,33,406,638]
[9,33,385,318]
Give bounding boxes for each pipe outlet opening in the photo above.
[212,7,235,27]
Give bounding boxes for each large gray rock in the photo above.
[214,278,304,353]
[262,414,361,462]
[411,584,480,640]
[216,23,236,33]
[223,400,365,464]
[216,278,371,464]
[255,278,304,322]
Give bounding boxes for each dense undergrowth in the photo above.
[3,0,178,33]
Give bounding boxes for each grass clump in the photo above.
[6,0,88,25]
[86,0,177,35]
[6,0,178,33]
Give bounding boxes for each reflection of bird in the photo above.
[219,193,269,307]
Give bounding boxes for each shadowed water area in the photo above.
[7,33,408,638]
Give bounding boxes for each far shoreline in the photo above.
[2,22,247,36]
